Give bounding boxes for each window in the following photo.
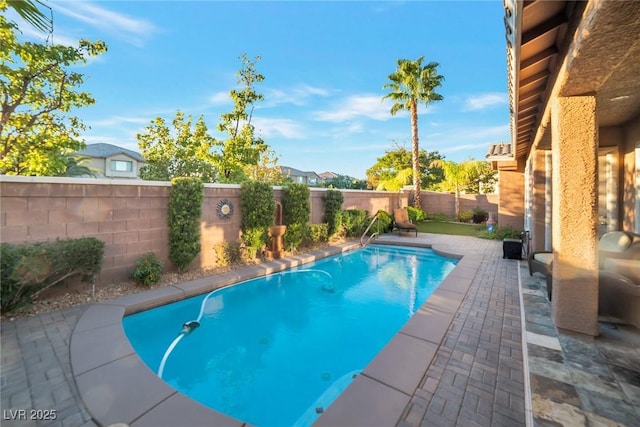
[111,160,133,172]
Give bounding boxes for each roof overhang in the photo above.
[503,0,640,161]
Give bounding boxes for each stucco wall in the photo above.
[622,113,640,232]
[498,170,525,231]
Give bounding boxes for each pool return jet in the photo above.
[157,268,336,378]
[157,290,217,378]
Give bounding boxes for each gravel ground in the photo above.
[1,240,348,321]
[1,265,234,321]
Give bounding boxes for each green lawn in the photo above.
[415,221,485,236]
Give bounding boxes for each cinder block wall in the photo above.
[0,177,405,287]
[1,177,173,285]
[418,190,499,217]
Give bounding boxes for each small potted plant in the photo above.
[472,207,488,224]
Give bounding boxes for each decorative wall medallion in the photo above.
[216,199,234,220]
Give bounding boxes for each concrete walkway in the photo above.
[1,233,637,426]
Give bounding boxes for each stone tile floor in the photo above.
[1,234,639,426]
[521,262,640,426]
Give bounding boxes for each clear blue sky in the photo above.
[14,1,510,179]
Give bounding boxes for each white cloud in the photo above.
[51,1,157,47]
[438,142,495,154]
[313,95,394,122]
[264,84,329,107]
[252,117,305,139]
[91,116,152,127]
[463,93,508,111]
[425,124,510,159]
[427,124,509,144]
[209,91,232,106]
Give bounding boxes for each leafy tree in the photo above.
[383,57,444,207]
[430,159,469,218]
[137,111,218,182]
[433,158,498,198]
[215,53,268,182]
[321,174,367,190]
[366,145,444,190]
[0,3,107,175]
[463,160,497,194]
[243,148,287,185]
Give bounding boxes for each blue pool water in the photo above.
[123,245,457,426]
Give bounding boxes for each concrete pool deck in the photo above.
[1,233,639,426]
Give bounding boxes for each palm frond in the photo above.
[8,0,52,33]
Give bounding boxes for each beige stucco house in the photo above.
[280,166,324,186]
[74,143,145,179]
[488,0,640,336]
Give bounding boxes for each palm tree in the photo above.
[6,0,52,33]
[59,155,98,178]
[375,167,412,191]
[383,57,444,208]
[430,159,469,219]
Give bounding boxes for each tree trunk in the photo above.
[410,100,421,208]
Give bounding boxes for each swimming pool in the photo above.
[123,245,457,426]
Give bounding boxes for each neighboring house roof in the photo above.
[280,166,322,180]
[74,143,144,162]
[319,171,339,179]
[485,142,513,161]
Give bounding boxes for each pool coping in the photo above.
[70,239,476,427]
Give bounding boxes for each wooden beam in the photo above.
[522,12,568,46]
[521,46,559,71]
[518,89,543,102]
[519,110,538,121]
[518,97,541,111]
[518,116,537,126]
[519,70,550,90]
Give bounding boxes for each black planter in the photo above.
[472,214,487,224]
[503,238,523,260]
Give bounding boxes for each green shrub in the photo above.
[495,225,522,240]
[240,182,275,258]
[472,206,488,217]
[1,237,105,313]
[323,189,344,236]
[213,240,243,266]
[1,244,24,311]
[281,183,310,252]
[241,227,266,259]
[476,229,495,240]
[132,252,164,286]
[407,206,427,223]
[457,210,473,223]
[340,209,370,237]
[477,225,522,240]
[168,177,204,272]
[282,183,310,225]
[283,222,306,252]
[304,223,329,246]
[374,210,393,234]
